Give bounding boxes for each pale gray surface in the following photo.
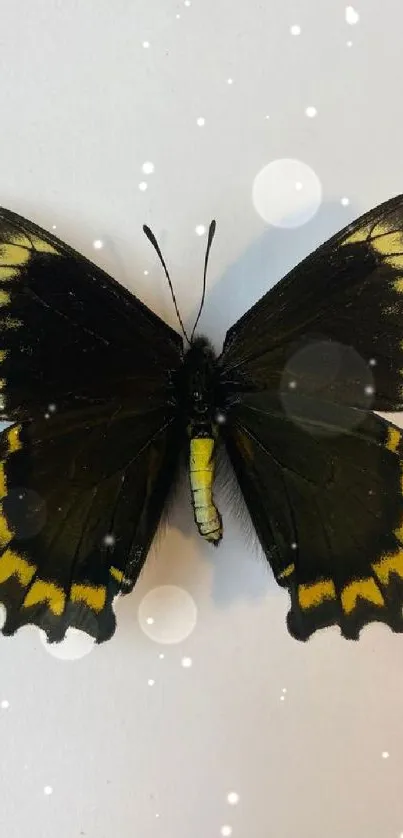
[1,2,403,837]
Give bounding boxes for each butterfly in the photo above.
[0,195,402,645]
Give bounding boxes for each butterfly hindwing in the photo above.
[219,194,403,638]
[223,392,403,639]
[0,208,183,642]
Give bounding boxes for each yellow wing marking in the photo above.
[0,316,22,330]
[71,584,106,612]
[340,578,384,614]
[0,510,13,549]
[0,548,36,585]
[343,223,373,245]
[278,563,295,580]
[0,351,8,363]
[298,580,336,610]
[7,425,22,453]
[373,550,403,585]
[386,426,401,453]
[110,566,124,584]
[23,580,65,616]
[0,290,10,307]
[30,236,58,255]
[0,465,6,499]
[0,243,31,267]
[0,267,19,281]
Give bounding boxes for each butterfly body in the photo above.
[1,200,403,643]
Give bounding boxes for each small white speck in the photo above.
[227,792,239,805]
[382,751,389,759]
[155,813,160,819]
[139,182,148,192]
[148,679,155,687]
[142,40,150,48]
[291,542,297,550]
[103,533,115,546]
[44,786,53,796]
[184,0,191,6]
[1,699,9,709]
[195,225,206,236]
[52,224,57,230]
[144,270,149,275]
[48,403,56,412]
[221,827,233,837]
[181,656,192,668]
[345,6,359,25]
[346,40,353,46]
[142,161,154,174]
[288,380,297,389]
[295,181,303,191]
[280,695,285,701]
[227,78,234,85]
[196,117,205,127]
[365,385,374,395]
[282,687,287,693]
[44,413,50,419]
[341,197,350,206]
[146,617,154,625]
[290,24,301,35]
[159,653,165,659]
[93,239,103,250]
[176,13,181,18]
[368,358,377,367]
[305,106,317,118]
[265,114,270,120]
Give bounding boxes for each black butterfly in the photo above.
[0,196,402,644]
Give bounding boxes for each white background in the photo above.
[1,2,403,837]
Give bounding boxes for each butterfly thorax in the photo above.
[179,336,223,545]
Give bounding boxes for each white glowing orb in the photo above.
[138,585,197,644]
[252,159,322,228]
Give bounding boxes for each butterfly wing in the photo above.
[219,194,403,639]
[0,208,183,642]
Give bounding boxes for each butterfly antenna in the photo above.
[190,219,216,343]
[143,224,191,345]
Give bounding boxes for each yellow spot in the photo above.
[0,290,10,307]
[0,316,22,330]
[7,425,22,453]
[298,579,336,610]
[386,426,401,453]
[373,550,403,584]
[0,379,6,391]
[110,566,123,584]
[0,244,31,266]
[0,509,12,548]
[0,350,8,362]
[341,578,384,614]
[30,236,58,255]
[371,230,403,256]
[343,224,373,245]
[278,563,295,580]
[0,548,36,586]
[23,580,65,616]
[71,583,106,612]
[0,464,6,499]
[0,267,19,281]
